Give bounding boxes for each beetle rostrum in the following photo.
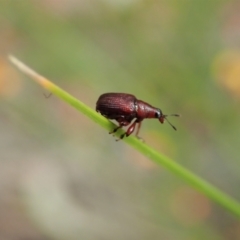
[96,93,179,140]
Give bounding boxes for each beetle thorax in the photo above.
[135,100,159,119]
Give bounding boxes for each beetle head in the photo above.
[157,109,180,130]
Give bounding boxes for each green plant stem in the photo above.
[9,55,240,218]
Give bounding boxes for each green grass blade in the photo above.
[9,55,240,218]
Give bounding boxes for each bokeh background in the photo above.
[1,0,240,239]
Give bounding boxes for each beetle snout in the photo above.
[159,116,165,124]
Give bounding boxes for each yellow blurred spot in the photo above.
[38,76,55,90]
[212,50,240,98]
[0,58,22,98]
[170,186,211,226]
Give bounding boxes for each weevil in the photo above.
[96,93,179,140]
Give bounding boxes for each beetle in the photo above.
[96,93,179,140]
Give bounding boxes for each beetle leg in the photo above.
[109,125,122,134]
[135,121,144,141]
[116,119,138,140]
[135,121,142,138]
[109,117,130,135]
[126,120,137,137]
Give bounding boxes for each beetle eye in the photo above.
[155,109,162,119]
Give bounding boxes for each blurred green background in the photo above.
[1,0,240,239]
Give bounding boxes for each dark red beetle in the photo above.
[96,93,179,140]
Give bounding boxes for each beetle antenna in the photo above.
[164,114,180,131]
[167,114,180,117]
